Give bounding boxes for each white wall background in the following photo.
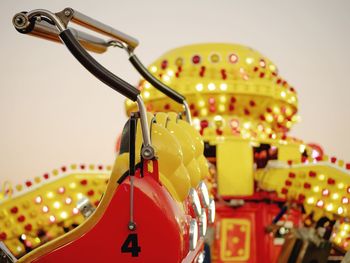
[0,0,349,184]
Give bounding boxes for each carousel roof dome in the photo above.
[126,43,299,142]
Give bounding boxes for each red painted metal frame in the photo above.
[212,201,302,263]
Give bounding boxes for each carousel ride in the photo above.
[124,43,350,262]
[0,8,213,263]
[0,6,349,263]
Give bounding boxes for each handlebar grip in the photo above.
[129,54,185,104]
[59,29,139,101]
[71,9,139,49]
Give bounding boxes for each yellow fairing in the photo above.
[172,116,209,181]
[18,154,128,262]
[256,161,350,220]
[217,140,254,196]
[134,112,191,201]
[155,112,201,187]
[0,167,110,259]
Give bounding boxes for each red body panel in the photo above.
[32,171,198,263]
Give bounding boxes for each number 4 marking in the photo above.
[121,233,141,257]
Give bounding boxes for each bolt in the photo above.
[15,17,24,25]
[14,14,26,27]
[128,222,136,231]
[64,9,71,17]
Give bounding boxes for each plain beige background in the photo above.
[0,0,349,184]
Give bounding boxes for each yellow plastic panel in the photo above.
[217,140,253,196]
[278,144,300,162]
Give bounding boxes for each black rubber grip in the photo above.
[129,54,185,104]
[59,29,139,101]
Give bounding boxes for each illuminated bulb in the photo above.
[318,174,325,181]
[342,197,349,204]
[338,183,345,189]
[332,193,339,200]
[49,215,56,223]
[257,124,264,131]
[144,82,151,89]
[208,83,216,91]
[277,115,284,123]
[290,96,296,102]
[218,104,225,112]
[266,114,273,123]
[220,83,228,91]
[143,91,150,98]
[69,182,76,189]
[214,115,223,124]
[344,225,350,231]
[243,122,251,129]
[341,231,346,237]
[246,57,253,64]
[326,203,334,211]
[35,196,42,204]
[77,193,83,200]
[322,189,329,196]
[313,186,320,193]
[72,208,79,215]
[219,95,227,103]
[265,127,272,134]
[269,64,276,71]
[53,201,61,209]
[316,200,324,207]
[150,66,157,73]
[198,100,205,107]
[196,83,204,92]
[58,187,65,194]
[230,119,239,128]
[162,75,170,82]
[306,197,315,204]
[21,234,26,240]
[42,206,49,213]
[335,237,342,244]
[200,108,208,116]
[280,91,286,98]
[271,134,277,139]
[166,69,174,76]
[311,150,320,159]
[47,192,54,198]
[65,197,72,205]
[273,106,280,114]
[338,207,344,215]
[299,144,306,153]
[60,211,68,219]
[285,107,292,116]
[286,121,292,128]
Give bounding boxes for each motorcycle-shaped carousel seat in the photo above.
[0,8,214,263]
